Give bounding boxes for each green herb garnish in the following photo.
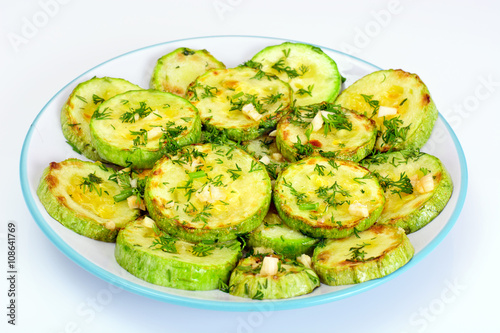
[79,172,103,196]
[119,102,153,123]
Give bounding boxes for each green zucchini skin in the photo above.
[335,69,438,152]
[247,208,318,258]
[89,89,201,169]
[275,103,377,162]
[186,67,292,142]
[249,42,342,106]
[228,254,320,299]
[361,150,453,233]
[115,218,242,290]
[144,143,272,243]
[61,77,142,161]
[312,225,414,286]
[36,159,139,242]
[150,47,226,96]
[273,157,385,239]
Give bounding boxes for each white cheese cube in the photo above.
[296,254,312,269]
[196,186,211,203]
[260,256,279,276]
[184,158,202,172]
[310,112,324,132]
[104,221,115,230]
[208,186,225,202]
[271,153,283,162]
[377,106,398,118]
[142,216,155,228]
[415,174,434,194]
[242,103,262,121]
[259,155,271,165]
[409,174,419,188]
[147,126,163,140]
[348,202,369,218]
[127,195,145,210]
[130,178,138,188]
[196,185,226,204]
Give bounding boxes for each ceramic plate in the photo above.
[20,35,468,311]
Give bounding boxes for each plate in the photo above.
[20,35,468,311]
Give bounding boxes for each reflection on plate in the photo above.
[20,36,467,311]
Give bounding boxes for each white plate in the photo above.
[20,36,468,311]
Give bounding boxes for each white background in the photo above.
[1,0,499,332]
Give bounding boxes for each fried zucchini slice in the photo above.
[276,102,377,162]
[150,47,225,96]
[89,90,201,169]
[228,254,319,299]
[335,69,438,152]
[241,132,287,180]
[361,150,453,233]
[273,157,385,239]
[185,67,291,141]
[247,207,318,258]
[144,143,272,242]
[61,77,141,161]
[247,42,342,106]
[312,225,414,286]
[36,159,139,242]
[115,217,242,290]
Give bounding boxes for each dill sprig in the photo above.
[381,116,411,147]
[346,242,373,262]
[229,93,264,114]
[119,102,153,123]
[377,172,413,198]
[361,94,380,117]
[271,59,299,79]
[111,169,146,203]
[296,85,314,97]
[150,226,178,254]
[190,243,215,257]
[227,164,242,181]
[293,136,315,158]
[79,172,103,196]
[315,181,351,208]
[130,129,148,147]
[93,107,112,120]
[92,94,105,105]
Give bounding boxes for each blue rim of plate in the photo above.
[20,35,468,312]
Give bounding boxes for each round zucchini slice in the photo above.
[276,102,377,162]
[36,159,140,242]
[115,217,242,290]
[247,206,318,258]
[61,77,142,161]
[241,133,288,180]
[273,157,385,239]
[361,150,453,233]
[247,42,342,106]
[150,47,226,96]
[185,67,292,141]
[89,89,201,169]
[312,225,414,286]
[144,143,272,242]
[228,254,320,299]
[335,69,438,152]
